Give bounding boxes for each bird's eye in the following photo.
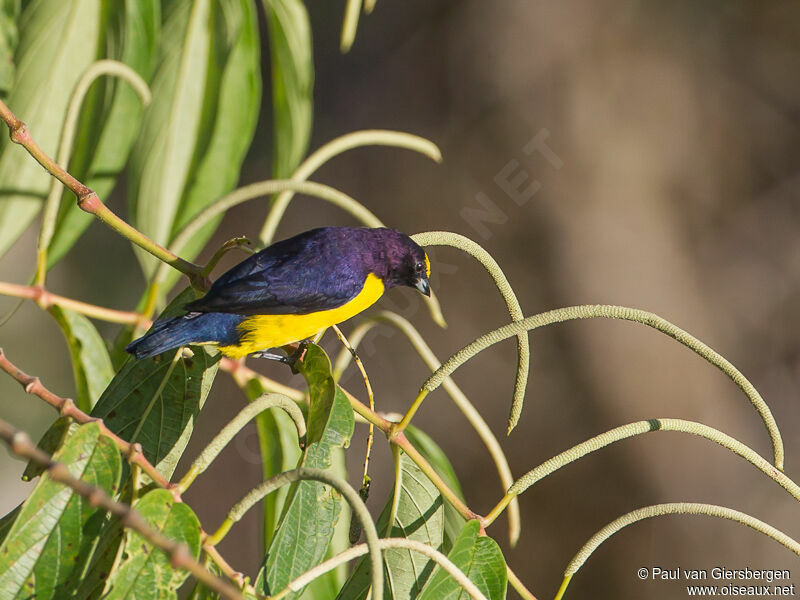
[415,262,424,273]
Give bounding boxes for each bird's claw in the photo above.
[250,341,309,374]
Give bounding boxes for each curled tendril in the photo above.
[555,503,800,600]
[484,417,799,528]
[274,537,487,600]
[411,231,529,433]
[259,129,441,246]
[421,304,783,469]
[177,393,306,493]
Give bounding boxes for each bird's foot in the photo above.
[250,341,309,374]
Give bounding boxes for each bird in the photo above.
[125,226,431,360]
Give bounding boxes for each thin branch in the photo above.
[37,59,151,284]
[335,311,521,546]
[0,280,146,325]
[419,304,784,469]
[410,231,529,434]
[332,324,375,500]
[0,99,205,287]
[0,418,247,600]
[0,348,172,491]
[208,467,384,600]
[506,564,538,600]
[273,537,488,600]
[555,503,800,600]
[483,418,800,528]
[177,393,306,493]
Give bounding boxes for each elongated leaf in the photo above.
[241,376,303,551]
[91,288,220,479]
[47,0,161,267]
[258,344,355,598]
[0,0,19,97]
[418,520,507,600]
[303,344,337,446]
[0,0,102,258]
[337,453,445,600]
[159,0,261,296]
[49,306,114,412]
[128,0,212,277]
[102,489,202,600]
[299,445,350,600]
[0,423,121,600]
[405,426,466,551]
[262,0,314,178]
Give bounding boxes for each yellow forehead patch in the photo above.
[424,253,431,277]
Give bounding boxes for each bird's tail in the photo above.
[125,312,243,359]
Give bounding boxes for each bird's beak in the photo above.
[415,278,431,297]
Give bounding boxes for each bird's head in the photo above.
[370,229,431,296]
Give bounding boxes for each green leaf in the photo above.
[241,376,302,551]
[418,520,507,600]
[102,489,202,600]
[303,344,337,446]
[299,446,350,600]
[405,426,466,552]
[158,0,261,297]
[166,0,260,254]
[337,452,445,600]
[258,345,354,598]
[90,288,220,479]
[47,0,161,267]
[0,0,103,258]
[127,0,213,277]
[0,0,19,97]
[0,422,122,600]
[48,306,115,412]
[262,0,314,178]
[129,0,260,284]
[21,415,77,481]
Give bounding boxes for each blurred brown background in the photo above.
[3,1,800,598]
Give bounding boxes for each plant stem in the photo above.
[506,564,539,600]
[0,280,146,325]
[332,325,375,494]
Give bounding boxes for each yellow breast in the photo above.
[218,273,385,359]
